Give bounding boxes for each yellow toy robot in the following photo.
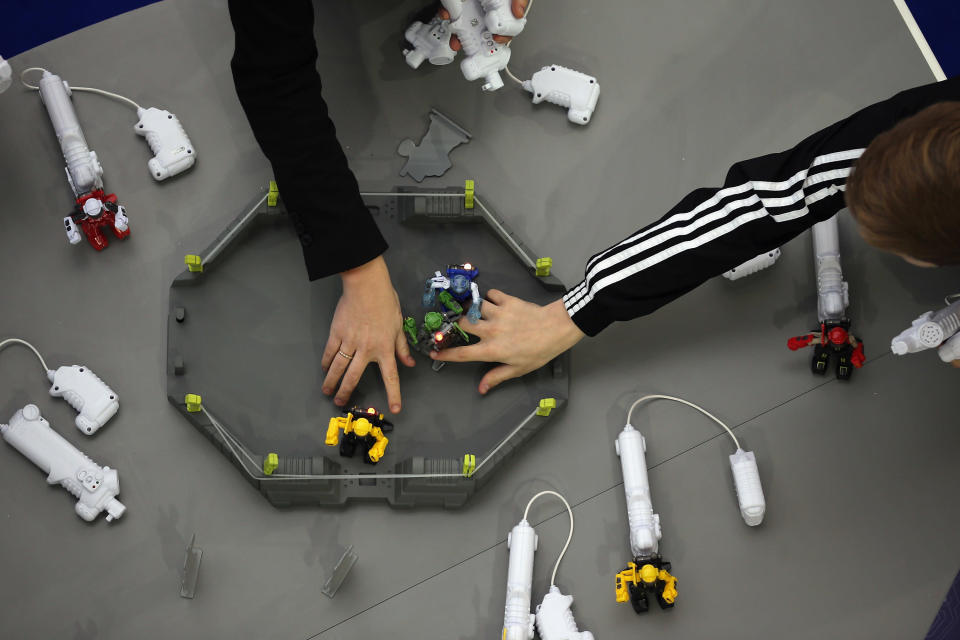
[615,559,678,613]
[325,407,393,465]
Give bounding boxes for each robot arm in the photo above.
[812,217,848,323]
[467,281,482,323]
[325,415,348,446]
[422,272,449,308]
[366,427,389,463]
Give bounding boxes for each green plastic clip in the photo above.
[263,452,279,475]
[185,394,203,413]
[462,453,476,477]
[464,179,474,209]
[185,254,203,273]
[536,398,557,416]
[268,180,279,207]
[535,257,553,277]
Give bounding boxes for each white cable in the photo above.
[18,67,46,89]
[20,66,141,110]
[503,0,534,86]
[626,394,740,451]
[69,86,141,110]
[945,293,960,305]
[0,338,51,375]
[523,489,573,587]
[358,191,465,198]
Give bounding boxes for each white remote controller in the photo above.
[47,365,119,435]
[403,16,457,68]
[729,449,765,526]
[522,65,600,124]
[615,424,662,558]
[1,404,126,522]
[134,107,196,180]
[535,586,594,640]
[441,0,513,91]
[723,248,782,280]
[503,519,537,640]
[480,0,527,37]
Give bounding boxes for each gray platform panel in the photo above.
[166,187,568,507]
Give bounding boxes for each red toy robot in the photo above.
[64,190,130,251]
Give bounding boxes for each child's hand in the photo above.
[439,0,529,49]
[431,290,584,394]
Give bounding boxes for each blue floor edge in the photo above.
[926,570,960,640]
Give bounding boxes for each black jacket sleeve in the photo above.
[565,76,960,336]
[228,0,387,280]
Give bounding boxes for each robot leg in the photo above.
[811,344,830,375]
[340,432,358,458]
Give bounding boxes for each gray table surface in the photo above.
[1,1,958,638]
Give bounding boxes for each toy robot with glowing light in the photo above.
[403,311,471,371]
[422,263,483,323]
[325,407,393,465]
[786,216,865,379]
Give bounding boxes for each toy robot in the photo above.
[37,70,130,250]
[423,263,482,323]
[786,216,864,380]
[64,192,130,251]
[325,407,393,465]
[403,310,471,372]
[404,263,482,370]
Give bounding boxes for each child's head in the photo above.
[845,101,960,267]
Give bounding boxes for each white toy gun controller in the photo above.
[1,405,125,522]
[48,365,120,435]
[38,70,104,199]
[502,517,593,640]
[891,299,960,363]
[439,0,513,91]
[134,107,195,180]
[522,65,600,125]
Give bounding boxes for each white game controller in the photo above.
[1,404,126,522]
[535,586,594,640]
[522,65,600,125]
[503,519,537,640]
[404,16,457,68]
[134,107,195,180]
[441,0,514,91]
[47,365,119,435]
[480,0,527,36]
